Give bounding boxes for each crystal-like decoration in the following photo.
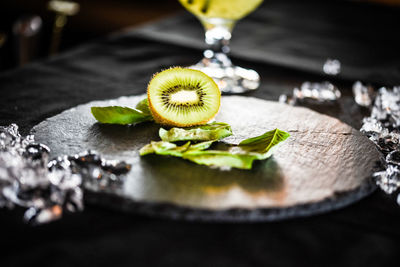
[294,81,341,101]
[360,86,400,198]
[323,58,341,76]
[352,81,374,107]
[0,124,131,224]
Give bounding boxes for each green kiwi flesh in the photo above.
[147,67,221,127]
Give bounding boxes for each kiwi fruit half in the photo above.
[147,67,221,127]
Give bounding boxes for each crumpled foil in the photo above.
[279,58,342,105]
[0,124,131,224]
[358,85,400,199]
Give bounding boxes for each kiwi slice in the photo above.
[147,67,221,127]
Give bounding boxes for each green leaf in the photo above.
[238,128,291,159]
[91,105,153,125]
[139,143,156,155]
[181,128,289,168]
[135,98,152,116]
[188,141,215,151]
[139,141,191,157]
[182,150,259,169]
[159,122,232,142]
[140,128,290,170]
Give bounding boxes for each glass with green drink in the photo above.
[178,0,264,93]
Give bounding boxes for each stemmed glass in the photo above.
[178,0,264,94]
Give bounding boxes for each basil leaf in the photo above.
[91,105,153,125]
[140,140,214,156]
[139,141,191,157]
[238,128,291,159]
[140,128,290,170]
[188,140,215,151]
[139,143,156,155]
[159,122,232,142]
[183,129,290,169]
[182,150,259,169]
[135,98,152,116]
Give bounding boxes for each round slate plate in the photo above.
[31,95,380,222]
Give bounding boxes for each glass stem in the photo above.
[202,20,235,67]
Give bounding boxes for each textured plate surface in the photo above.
[31,95,380,221]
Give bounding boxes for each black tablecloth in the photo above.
[1,1,400,266]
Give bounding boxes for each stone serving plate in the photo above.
[31,95,380,222]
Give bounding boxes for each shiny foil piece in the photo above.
[0,124,131,224]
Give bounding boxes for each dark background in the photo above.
[0,0,181,70]
[1,0,400,267]
[0,0,399,71]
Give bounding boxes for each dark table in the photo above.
[1,0,400,266]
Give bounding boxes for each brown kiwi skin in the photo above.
[147,67,220,127]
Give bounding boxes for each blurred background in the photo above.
[0,0,399,72]
[0,0,181,71]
